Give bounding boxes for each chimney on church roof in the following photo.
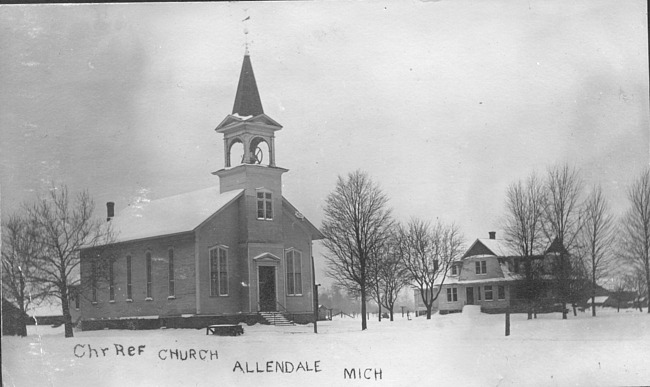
[232,54,264,117]
[106,202,115,222]
[489,231,496,239]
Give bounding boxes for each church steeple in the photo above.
[232,53,264,117]
[214,53,286,194]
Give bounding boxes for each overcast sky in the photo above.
[1,1,648,287]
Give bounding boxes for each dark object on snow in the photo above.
[206,324,244,336]
[2,298,29,336]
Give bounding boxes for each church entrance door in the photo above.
[258,266,276,312]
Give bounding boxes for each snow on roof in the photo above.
[231,113,253,120]
[110,187,243,243]
[478,238,517,256]
[498,259,521,281]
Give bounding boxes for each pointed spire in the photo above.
[232,54,264,117]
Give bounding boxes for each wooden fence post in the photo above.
[505,310,511,336]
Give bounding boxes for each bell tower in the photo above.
[213,50,288,215]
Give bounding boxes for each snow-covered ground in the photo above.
[2,308,649,387]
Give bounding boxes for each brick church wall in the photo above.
[80,233,197,320]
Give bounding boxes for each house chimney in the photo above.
[106,202,115,222]
[489,231,496,240]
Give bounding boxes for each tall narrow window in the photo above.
[475,260,487,274]
[286,252,294,295]
[256,191,273,220]
[446,287,457,302]
[91,260,98,303]
[210,247,228,296]
[498,285,505,300]
[109,260,115,302]
[168,248,175,298]
[477,286,482,301]
[146,251,152,300]
[286,250,302,295]
[126,255,132,301]
[219,248,228,296]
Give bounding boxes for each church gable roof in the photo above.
[110,187,243,243]
[282,198,324,241]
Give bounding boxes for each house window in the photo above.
[475,260,487,274]
[145,251,152,300]
[446,287,457,302]
[498,285,505,300]
[257,191,273,220]
[126,255,132,301]
[210,247,228,296]
[477,286,481,301]
[74,291,80,309]
[451,265,458,275]
[485,285,493,301]
[168,248,175,298]
[286,250,303,295]
[109,260,115,302]
[514,259,520,274]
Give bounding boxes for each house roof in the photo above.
[109,187,244,243]
[232,53,264,117]
[592,296,609,304]
[546,238,569,255]
[462,238,517,259]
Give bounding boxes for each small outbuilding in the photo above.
[2,298,29,336]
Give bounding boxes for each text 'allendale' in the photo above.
[232,360,322,374]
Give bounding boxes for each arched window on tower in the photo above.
[228,139,245,167]
[249,137,270,165]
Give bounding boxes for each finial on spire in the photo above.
[244,28,250,56]
[242,13,251,56]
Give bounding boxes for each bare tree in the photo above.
[502,172,546,319]
[542,163,584,319]
[27,185,114,337]
[321,170,393,330]
[400,218,464,319]
[609,274,630,312]
[579,185,616,316]
[374,236,410,321]
[620,168,650,314]
[1,213,50,336]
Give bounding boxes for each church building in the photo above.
[78,52,323,329]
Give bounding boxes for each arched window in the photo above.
[228,138,245,167]
[209,246,229,296]
[249,137,270,165]
[285,249,302,296]
[145,251,153,300]
[109,260,115,302]
[168,248,175,298]
[126,255,132,301]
